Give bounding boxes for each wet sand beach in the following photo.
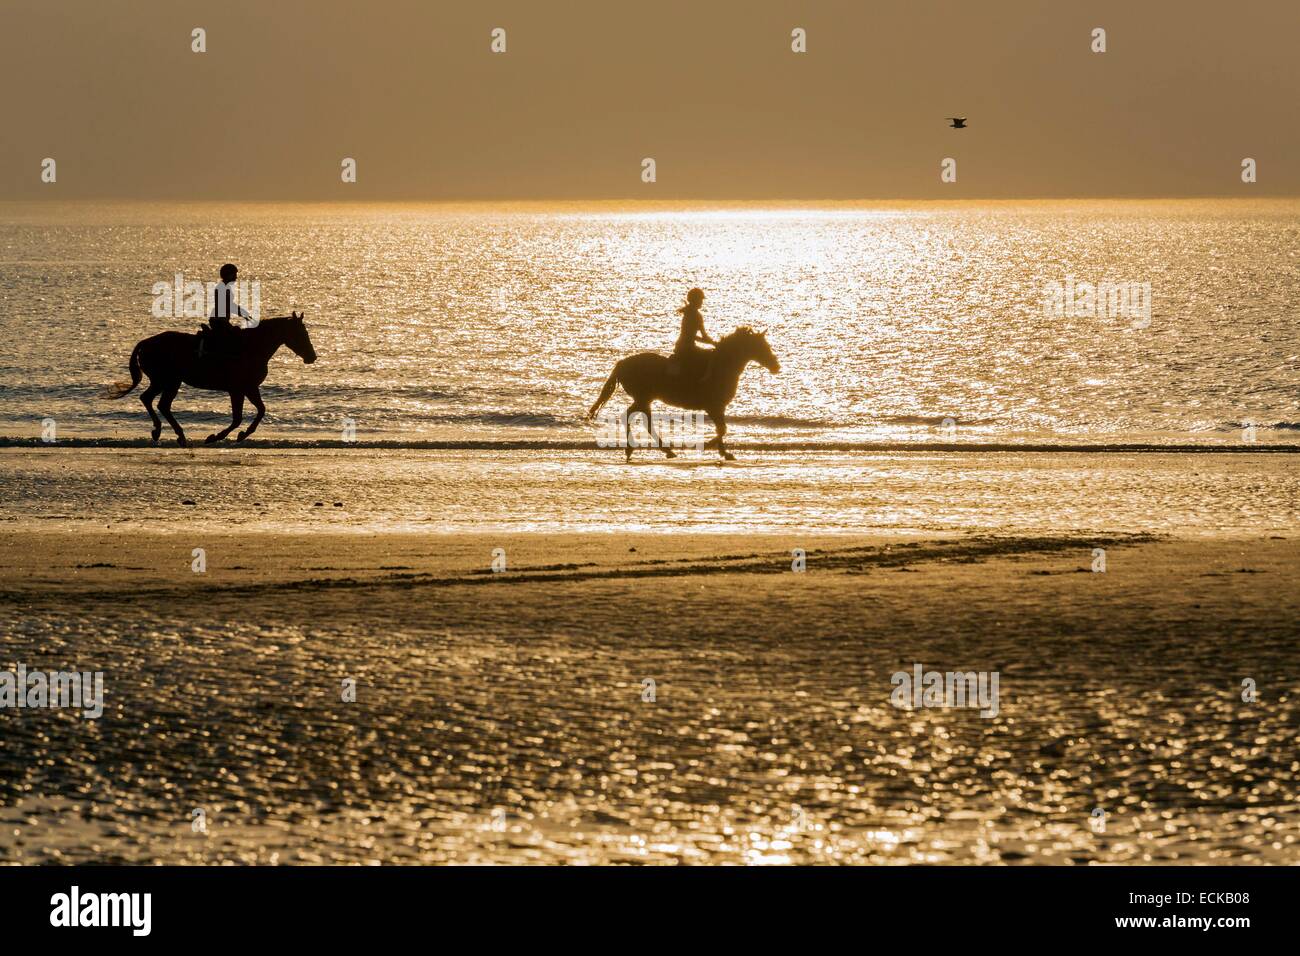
[4,0,1300,892]
[2,526,1296,864]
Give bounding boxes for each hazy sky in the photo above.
[2,0,1297,199]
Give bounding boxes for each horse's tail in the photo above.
[585,362,623,421]
[103,342,143,399]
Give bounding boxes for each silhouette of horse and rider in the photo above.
[107,264,317,446]
[587,287,781,461]
[109,269,777,458]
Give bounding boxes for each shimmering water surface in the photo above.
[1,200,1297,445]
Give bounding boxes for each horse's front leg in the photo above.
[236,385,265,441]
[705,409,733,461]
[206,391,245,444]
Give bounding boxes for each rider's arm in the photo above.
[689,312,715,345]
[210,284,252,323]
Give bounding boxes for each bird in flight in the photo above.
[947,117,968,129]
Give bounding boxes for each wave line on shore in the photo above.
[2,437,1298,453]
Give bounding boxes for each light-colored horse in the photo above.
[586,327,781,460]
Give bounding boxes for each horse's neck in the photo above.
[713,342,751,381]
[242,324,285,363]
[246,325,288,361]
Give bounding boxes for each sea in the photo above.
[1,199,1297,534]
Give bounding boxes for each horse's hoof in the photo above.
[204,434,220,444]
[722,452,736,461]
[176,437,187,448]
[664,449,677,459]
[236,431,247,442]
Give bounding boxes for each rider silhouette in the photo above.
[200,263,253,359]
[670,287,716,381]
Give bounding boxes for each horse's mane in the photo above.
[717,326,760,350]
[721,325,758,341]
[244,315,298,333]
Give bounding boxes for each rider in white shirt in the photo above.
[210,263,253,327]
[203,263,252,358]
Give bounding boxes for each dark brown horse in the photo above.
[105,313,317,446]
[586,326,781,461]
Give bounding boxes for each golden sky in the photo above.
[1,0,1296,199]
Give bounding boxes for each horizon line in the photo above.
[1,195,1295,206]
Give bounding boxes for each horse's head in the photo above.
[285,311,317,364]
[727,326,781,373]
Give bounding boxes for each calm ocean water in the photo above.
[1,200,1297,446]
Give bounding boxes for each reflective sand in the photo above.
[2,530,1296,865]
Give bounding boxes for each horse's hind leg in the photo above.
[236,386,265,442]
[157,382,187,447]
[643,404,676,459]
[624,401,664,461]
[623,403,640,461]
[205,391,244,444]
[140,382,162,444]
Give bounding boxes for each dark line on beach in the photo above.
[0,533,1158,605]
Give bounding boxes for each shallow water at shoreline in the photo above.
[1,447,1296,535]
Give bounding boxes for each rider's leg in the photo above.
[203,319,235,358]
